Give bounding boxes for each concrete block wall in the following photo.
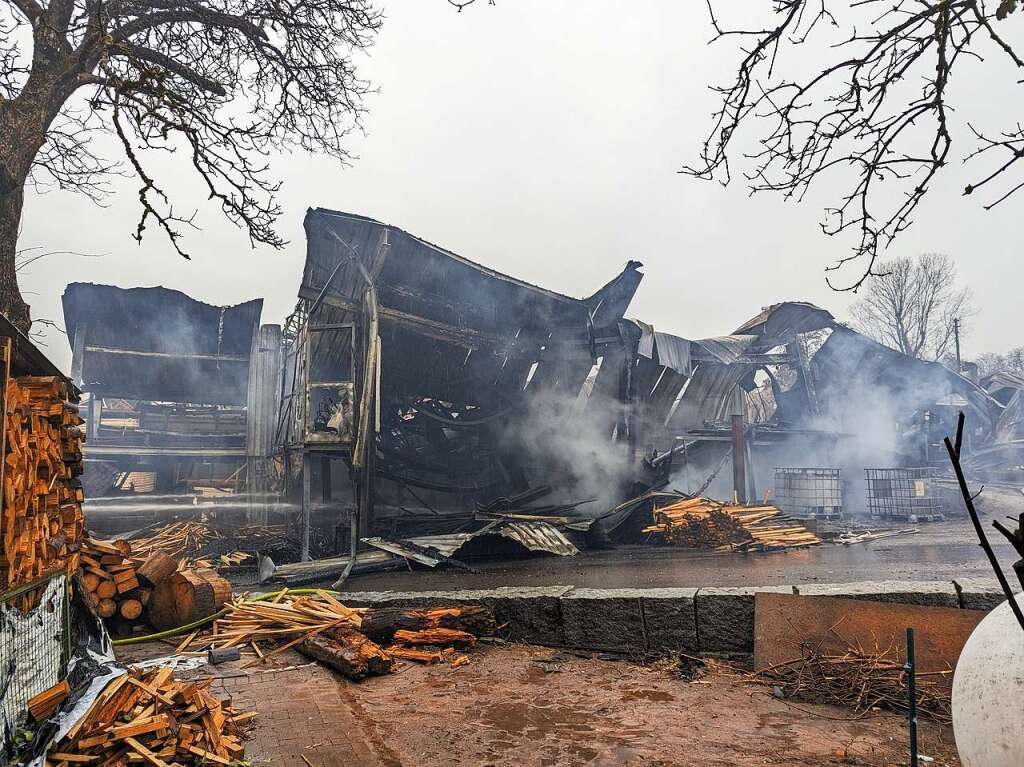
[344,579,1008,656]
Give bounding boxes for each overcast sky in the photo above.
[19,1,1023,373]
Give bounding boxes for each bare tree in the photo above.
[850,253,972,361]
[0,1,383,331]
[976,348,1024,377]
[686,2,1024,290]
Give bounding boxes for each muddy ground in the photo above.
[118,641,959,767]
[343,644,960,767]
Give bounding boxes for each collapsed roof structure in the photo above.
[272,209,1005,559]
[64,210,1010,562]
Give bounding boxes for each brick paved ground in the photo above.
[117,645,387,767]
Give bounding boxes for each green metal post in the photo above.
[906,627,918,767]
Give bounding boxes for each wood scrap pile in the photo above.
[181,591,496,680]
[642,497,821,552]
[185,552,251,570]
[130,520,279,569]
[754,643,952,722]
[45,667,254,767]
[79,536,231,635]
[130,522,216,559]
[1,376,85,606]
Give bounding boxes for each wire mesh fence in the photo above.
[865,468,944,521]
[773,468,843,520]
[0,573,70,755]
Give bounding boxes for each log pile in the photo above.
[643,497,821,552]
[182,592,494,678]
[46,667,255,767]
[1,376,85,603]
[80,536,230,635]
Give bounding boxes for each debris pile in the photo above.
[130,520,280,569]
[643,498,821,552]
[182,591,496,678]
[130,522,215,558]
[45,667,254,767]
[754,644,952,722]
[1,376,85,605]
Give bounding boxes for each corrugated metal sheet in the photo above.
[692,335,758,364]
[495,520,579,556]
[362,520,578,566]
[246,324,283,458]
[994,389,1024,444]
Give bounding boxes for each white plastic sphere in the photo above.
[952,596,1024,767]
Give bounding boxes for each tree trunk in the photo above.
[0,185,31,333]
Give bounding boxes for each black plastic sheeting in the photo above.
[62,284,262,405]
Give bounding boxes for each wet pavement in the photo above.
[341,518,1016,593]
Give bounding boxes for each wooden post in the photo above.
[301,452,312,561]
[731,414,747,505]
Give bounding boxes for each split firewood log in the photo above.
[359,606,496,643]
[392,628,478,648]
[297,628,392,680]
[148,568,231,631]
[135,551,178,587]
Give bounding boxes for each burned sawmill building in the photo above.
[62,284,280,501]
[273,208,645,556]
[64,210,1009,556]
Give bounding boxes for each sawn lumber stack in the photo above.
[643,497,821,552]
[46,667,255,767]
[1,376,85,601]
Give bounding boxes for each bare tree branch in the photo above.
[688,1,1024,291]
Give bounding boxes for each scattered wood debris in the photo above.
[129,522,215,559]
[1,376,85,607]
[833,528,919,545]
[753,643,952,722]
[181,592,494,679]
[46,667,254,767]
[642,498,821,552]
[130,521,283,564]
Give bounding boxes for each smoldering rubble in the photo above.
[61,208,1016,581]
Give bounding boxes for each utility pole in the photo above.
[953,318,962,372]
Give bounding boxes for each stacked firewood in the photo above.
[643,497,821,552]
[45,667,254,767]
[1,376,85,604]
[79,536,231,635]
[183,591,496,679]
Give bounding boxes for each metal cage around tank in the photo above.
[865,467,944,521]
[773,467,843,520]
